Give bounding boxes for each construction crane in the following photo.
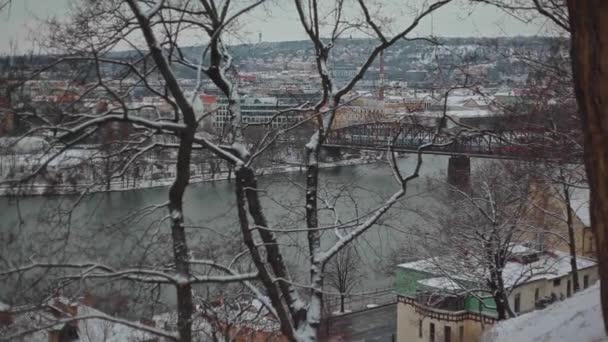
[378,50,385,101]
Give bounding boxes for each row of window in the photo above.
[420,321,463,342]
[418,274,593,342]
[212,122,291,128]
[513,274,592,314]
[214,116,298,123]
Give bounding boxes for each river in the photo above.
[1,154,482,311]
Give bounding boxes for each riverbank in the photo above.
[0,157,378,196]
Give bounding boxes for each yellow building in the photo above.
[527,184,596,258]
[395,247,598,342]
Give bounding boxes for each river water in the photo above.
[1,154,478,310]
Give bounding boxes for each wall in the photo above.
[527,184,596,258]
[508,279,545,314]
[507,265,599,315]
[397,298,495,342]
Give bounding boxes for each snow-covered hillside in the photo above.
[483,282,607,342]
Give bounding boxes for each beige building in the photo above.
[527,183,596,258]
[395,247,598,342]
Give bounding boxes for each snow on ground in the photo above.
[483,282,607,342]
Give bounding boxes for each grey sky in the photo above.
[0,0,551,54]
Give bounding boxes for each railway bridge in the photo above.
[324,122,578,188]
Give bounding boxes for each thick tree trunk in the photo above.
[168,134,195,342]
[563,182,580,292]
[234,166,298,341]
[304,144,323,334]
[489,273,509,320]
[567,0,608,332]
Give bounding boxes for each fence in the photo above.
[323,287,396,316]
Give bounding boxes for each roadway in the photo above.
[319,303,397,342]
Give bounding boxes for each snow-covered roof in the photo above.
[0,301,9,311]
[151,298,281,340]
[483,282,607,342]
[397,258,438,274]
[417,277,464,291]
[422,109,495,118]
[243,96,278,105]
[72,306,154,342]
[0,137,49,154]
[443,95,492,107]
[501,250,596,286]
[3,299,154,342]
[398,248,597,290]
[570,188,591,227]
[4,148,97,169]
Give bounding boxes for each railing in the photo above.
[323,287,396,315]
[398,295,496,324]
[326,122,581,160]
[413,292,466,312]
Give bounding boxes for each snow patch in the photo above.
[305,132,319,150]
[231,142,250,160]
[332,309,353,316]
[483,282,607,342]
[170,210,182,221]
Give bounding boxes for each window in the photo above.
[554,278,561,286]
[444,326,452,342]
[584,275,590,289]
[534,288,540,302]
[430,323,435,342]
[419,320,423,338]
[514,293,521,313]
[567,280,572,297]
[459,326,464,342]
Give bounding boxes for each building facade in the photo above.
[395,248,598,342]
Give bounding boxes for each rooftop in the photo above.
[399,247,597,291]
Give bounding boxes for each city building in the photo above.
[213,96,311,130]
[395,247,598,342]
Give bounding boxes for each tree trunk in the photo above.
[104,155,111,191]
[340,294,345,313]
[168,135,195,342]
[234,166,298,341]
[566,0,608,332]
[563,181,580,292]
[493,292,507,320]
[489,268,512,320]
[303,132,325,339]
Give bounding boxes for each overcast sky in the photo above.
[0,0,551,54]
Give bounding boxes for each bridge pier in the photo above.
[447,155,470,190]
[322,145,343,161]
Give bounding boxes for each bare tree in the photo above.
[324,245,363,314]
[417,161,536,320]
[0,1,457,341]
[473,0,608,329]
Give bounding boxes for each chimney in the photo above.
[140,318,156,328]
[79,293,96,307]
[51,298,78,318]
[0,307,12,326]
[48,330,60,342]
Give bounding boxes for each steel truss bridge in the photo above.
[324,122,576,160]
